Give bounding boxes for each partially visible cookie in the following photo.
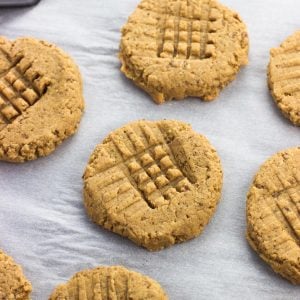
[49,266,168,300]
[0,37,84,162]
[119,0,248,103]
[0,249,32,299]
[83,120,223,251]
[268,31,300,126]
[246,147,300,284]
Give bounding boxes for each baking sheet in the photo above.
[0,0,299,299]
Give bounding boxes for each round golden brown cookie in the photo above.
[247,147,300,284]
[49,266,168,300]
[83,120,223,251]
[0,249,32,299]
[119,0,248,104]
[0,37,84,162]
[268,31,300,126]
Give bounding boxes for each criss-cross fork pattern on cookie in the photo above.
[271,55,300,98]
[264,172,300,246]
[53,269,129,299]
[152,0,223,59]
[49,267,166,300]
[95,124,192,210]
[255,157,300,247]
[0,49,50,130]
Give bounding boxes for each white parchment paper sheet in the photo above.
[0,0,299,299]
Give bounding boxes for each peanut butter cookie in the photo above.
[119,0,248,103]
[0,37,84,162]
[268,31,300,126]
[83,120,223,251]
[247,147,300,284]
[49,266,167,300]
[0,249,32,299]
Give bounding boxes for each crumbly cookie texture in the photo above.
[246,147,300,284]
[49,266,168,300]
[268,31,300,126]
[0,36,84,162]
[119,0,248,104]
[83,120,223,251]
[0,250,32,300]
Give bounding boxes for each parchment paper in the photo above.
[0,0,299,299]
